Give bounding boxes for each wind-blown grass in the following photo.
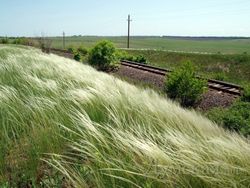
[0,45,250,187]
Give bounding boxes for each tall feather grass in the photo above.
[0,45,250,187]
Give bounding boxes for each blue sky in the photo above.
[0,0,249,36]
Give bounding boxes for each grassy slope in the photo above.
[1,45,250,187]
[125,49,250,85]
[50,36,250,54]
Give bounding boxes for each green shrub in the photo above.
[164,61,207,107]
[116,50,128,60]
[88,40,118,71]
[73,52,81,61]
[119,51,148,64]
[12,37,33,46]
[135,55,147,64]
[70,46,88,62]
[67,46,74,53]
[12,38,21,44]
[241,85,250,102]
[207,101,250,137]
[1,37,9,44]
[126,55,135,61]
[77,46,88,56]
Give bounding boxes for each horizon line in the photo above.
[1,35,250,38]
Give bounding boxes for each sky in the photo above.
[0,0,250,37]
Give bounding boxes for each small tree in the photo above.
[164,61,206,107]
[1,37,9,44]
[88,40,118,71]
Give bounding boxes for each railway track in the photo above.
[48,48,243,96]
[121,60,243,96]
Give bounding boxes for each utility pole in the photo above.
[127,14,132,48]
[63,31,65,49]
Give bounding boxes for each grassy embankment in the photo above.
[1,45,250,187]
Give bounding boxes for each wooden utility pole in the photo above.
[63,31,65,49]
[127,14,132,48]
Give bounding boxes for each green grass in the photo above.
[1,45,250,187]
[206,101,250,137]
[48,36,250,54]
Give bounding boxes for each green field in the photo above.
[1,45,250,187]
[49,36,250,54]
